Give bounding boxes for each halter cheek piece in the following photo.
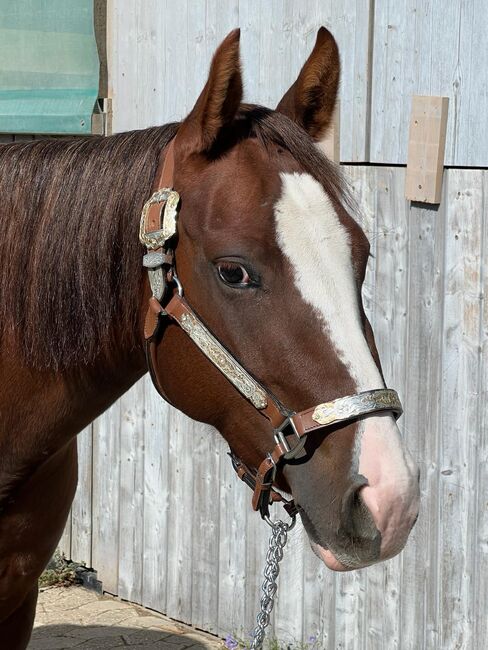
[141,138,403,520]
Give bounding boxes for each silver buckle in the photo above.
[139,188,180,249]
[274,417,306,460]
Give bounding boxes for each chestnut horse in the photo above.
[0,28,419,648]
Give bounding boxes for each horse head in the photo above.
[143,28,420,571]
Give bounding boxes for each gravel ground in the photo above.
[30,586,224,650]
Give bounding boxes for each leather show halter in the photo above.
[140,137,403,520]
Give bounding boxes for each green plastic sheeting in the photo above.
[0,0,99,134]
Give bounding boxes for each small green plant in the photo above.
[39,550,84,588]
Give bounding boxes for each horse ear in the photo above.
[276,27,340,142]
[178,29,242,153]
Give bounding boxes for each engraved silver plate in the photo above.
[311,389,402,426]
[179,311,268,410]
[143,251,165,268]
[139,188,180,249]
[148,267,165,301]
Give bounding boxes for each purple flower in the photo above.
[224,634,239,649]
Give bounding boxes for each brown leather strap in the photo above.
[145,139,177,235]
[143,139,177,341]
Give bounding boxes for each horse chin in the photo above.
[311,542,359,572]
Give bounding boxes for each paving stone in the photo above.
[28,636,85,649]
[73,638,126,648]
[122,629,173,644]
[30,587,224,650]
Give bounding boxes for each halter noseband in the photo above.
[140,138,403,520]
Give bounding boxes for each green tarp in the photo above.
[0,0,99,134]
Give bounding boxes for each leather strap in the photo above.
[145,139,176,235]
[144,140,177,341]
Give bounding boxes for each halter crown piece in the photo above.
[140,137,403,521]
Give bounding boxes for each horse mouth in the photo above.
[311,542,362,572]
[298,500,382,571]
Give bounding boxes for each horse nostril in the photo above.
[341,482,380,544]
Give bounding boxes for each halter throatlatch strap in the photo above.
[141,139,178,342]
[140,137,404,520]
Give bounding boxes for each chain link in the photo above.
[250,516,296,650]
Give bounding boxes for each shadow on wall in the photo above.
[29,624,212,649]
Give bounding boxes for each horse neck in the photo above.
[0,337,146,497]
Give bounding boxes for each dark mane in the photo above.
[0,124,178,369]
[0,108,350,370]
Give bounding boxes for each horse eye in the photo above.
[217,262,252,287]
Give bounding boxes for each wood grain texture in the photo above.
[91,400,121,595]
[438,170,483,650]
[141,376,171,614]
[117,380,145,604]
[165,408,195,624]
[70,426,93,567]
[474,173,488,647]
[371,0,488,166]
[108,0,372,161]
[405,96,449,204]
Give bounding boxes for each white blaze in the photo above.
[274,172,382,392]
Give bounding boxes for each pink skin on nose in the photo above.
[357,414,420,560]
[314,414,420,571]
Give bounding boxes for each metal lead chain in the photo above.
[250,516,296,650]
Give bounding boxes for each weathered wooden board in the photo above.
[70,426,93,567]
[91,399,121,595]
[405,95,449,204]
[371,0,488,166]
[117,380,145,604]
[109,0,373,161]
[66,166,487,648]
[141,376,171,614]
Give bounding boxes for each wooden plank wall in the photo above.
[59,166,488,649]
[107,0,373,162]
[371,0,488,167]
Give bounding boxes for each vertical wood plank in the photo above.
[165,407,194,623]
[190,423,221,633]
[71,425,93,567]
[217,440,248,640]
[141,376,171,613]
[473,172,488,650]
[117,379,145,603]
[91,400,121,595]
[58,510,72,560]
[438,170,483,650]
[301,528,336,649]
[400,191,446,650]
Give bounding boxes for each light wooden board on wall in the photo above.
[405,95,449,203]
